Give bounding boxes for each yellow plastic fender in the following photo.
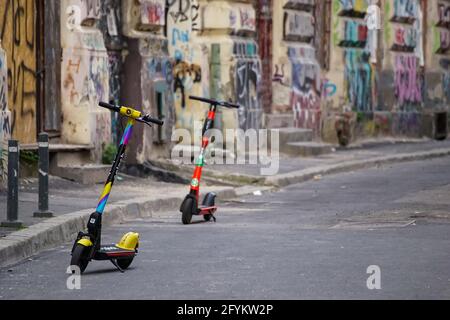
[77,238,93,247]
[116,232,139,251]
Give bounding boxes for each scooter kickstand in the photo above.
[211,215,217,223]
[111,259,125,273]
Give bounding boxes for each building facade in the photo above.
[0,0,449,186]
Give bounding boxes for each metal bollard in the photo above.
[34,133,53,218]
[1,140,23,228]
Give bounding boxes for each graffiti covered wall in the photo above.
[167,0,207,132]
[272,0,322,134]
[0,46,10,187]
[233,40,263,130]
[426,0,450,110]
[121,0,174,162]
[388,0,424,111]
[0,0,37,144]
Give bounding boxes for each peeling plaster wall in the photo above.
[61,0,111,162]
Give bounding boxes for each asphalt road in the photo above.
[1,157,450,300]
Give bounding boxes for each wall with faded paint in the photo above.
[61,0,111,162]
[272,0,322,135]
[0,0,37,144]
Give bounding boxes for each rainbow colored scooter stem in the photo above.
[180,96,240,225]
[70,102,163,274]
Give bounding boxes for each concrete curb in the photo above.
[0,186,266,269]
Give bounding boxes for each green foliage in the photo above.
[102,143,118,165]
[20,150,39,166]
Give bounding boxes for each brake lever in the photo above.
[136,117,153,128]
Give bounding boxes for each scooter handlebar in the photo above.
[189,96,240,109]
[99,102,120,112]
[99,102,164,126]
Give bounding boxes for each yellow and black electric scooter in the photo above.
[70,102,164,274]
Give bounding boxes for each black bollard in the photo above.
[34,133,53,218]
[1,140,22,228]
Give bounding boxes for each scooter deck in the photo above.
[198,205,217,216]
[94,245,136,261]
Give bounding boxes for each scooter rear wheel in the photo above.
[181,198,194,225]
[71,244,89,274]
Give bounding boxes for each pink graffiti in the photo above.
[141,1,165,25]
[394,55,422,107]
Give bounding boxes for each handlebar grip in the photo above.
[143,115,164,126]
[99,102,120,112]
[223,102,240,109]
[189,96,217,105]
[189,96,240,109]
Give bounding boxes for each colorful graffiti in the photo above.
[173,61,202,108]
[289,46,322,131]
[239,5,256,32]
[234,41,262,130]
[0,0,37,143]
[283,10,315,43]
[0,48,10,185]
[344,49,372,112]
[440,58,450,103]
[140,0,166,26]
[338,0,368,15]
[79,0,102,25]
[322,79,337,99]
[437,2,450,28]
[339,19,368,48]
[436,29,450,55]
[392,0,418,22]
[392,26,418,52]
[140,38,174,148]
[62,53,109,107]
[394,54,423,109]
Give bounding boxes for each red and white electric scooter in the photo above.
[180,96,240,225]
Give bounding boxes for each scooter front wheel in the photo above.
[70,244,89,274]
[181,198,194,225]
[117,258,134,270]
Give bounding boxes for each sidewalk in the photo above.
[195,138,450,186]
[0,175,178,237]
